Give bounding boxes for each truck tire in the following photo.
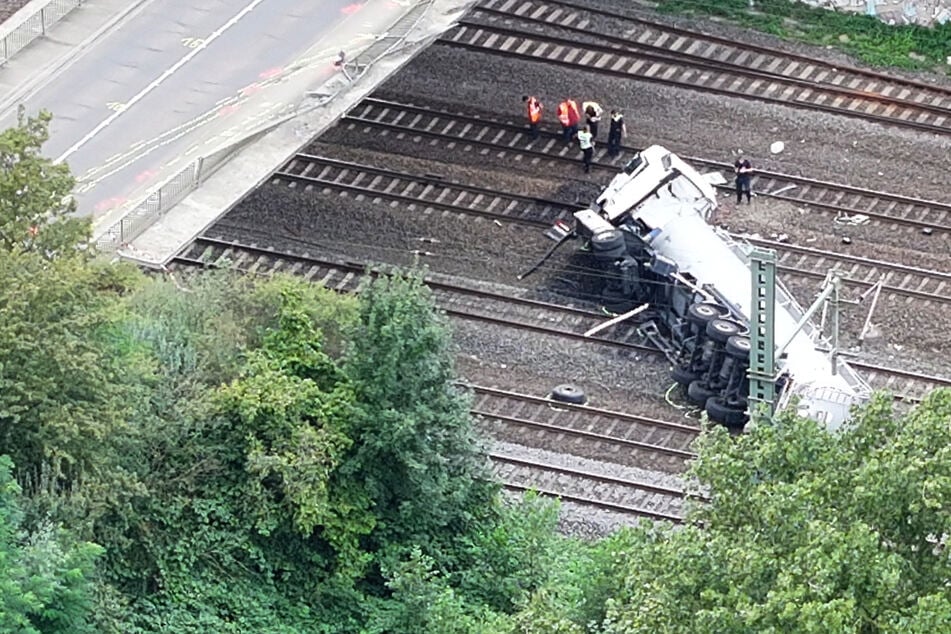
[600,286,637,314]
[670,365,697,386]
[705,396,748,427]
[550,384,587,405]
[591,230,626,259]
[687,302,722,326]
[706,319,741,344]
[725,335,751,360]
[687,380,717,406]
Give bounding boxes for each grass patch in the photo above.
[656,0,951,73]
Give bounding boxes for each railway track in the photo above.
[172,236,951,404]
[519,0,951,109]
[493,453,686,523]
[472,385,697,473]
[276,154,951,310]
[743,236,951,306]
[451,0,951,137]
[850,361,951,402]
[337,97,951,235]
[175,235,654,355]
[478,386,694,522]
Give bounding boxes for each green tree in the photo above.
[218,286,374,578]
[0,455,102,633]
[0,108,89,257]
[0,250,141,500]
[91,282,379,632]
[367,547,513,634]
[597,389,951,633]
[342,271,496,558]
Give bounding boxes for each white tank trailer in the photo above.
[537,145,870,428]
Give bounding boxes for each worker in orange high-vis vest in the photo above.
[523,95,543,140]
[557,98,580,143]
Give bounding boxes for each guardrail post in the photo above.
[194,157,204,186]
[41,9,46,36]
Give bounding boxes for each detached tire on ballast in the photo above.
[550,384,587,405]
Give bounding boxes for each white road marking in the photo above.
[55,0,271,164]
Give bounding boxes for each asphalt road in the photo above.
[4,0,374,218]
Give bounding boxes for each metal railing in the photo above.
[95,0,435,254]
[93,124,280,252]
[0,0,83,66]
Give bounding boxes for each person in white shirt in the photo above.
[577,125,594,173]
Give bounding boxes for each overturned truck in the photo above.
[536,146,869,428]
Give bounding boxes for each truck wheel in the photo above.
[591,230,626,259]
[687,302,722,326]
[687,380,717,406]
[670,365,697,386]
[601,287,637,314]
[706,319,741,344]
[705,396,748,427]
[725,335,751,360]
[550,384,587,405]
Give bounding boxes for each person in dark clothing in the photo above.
[607,110,625,156]
[734,156,753,204]
[582,101,603,139]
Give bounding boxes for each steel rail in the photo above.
[500,481,683,522]
[491,452,688,497]
[174,236,951,402]
[477,410,696,462]
[470,384,699,436]
[531,0,951,98]
[492,453,686,522]
[176,237,659,356]
[277,153,951,305]
[470,1,951,120]
[441,20,951,136]
[850,360,951,388]
[742,237,951,305]
[343,97,951,233]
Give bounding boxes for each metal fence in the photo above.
[95,0,435,254]
[0,0,83,66]
[93,128,272,252]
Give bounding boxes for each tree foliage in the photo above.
[0,108,89,257]
[597,390,951,633]
[342,272,496,552]
[0,249,142,501]
[0,455,102,633]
